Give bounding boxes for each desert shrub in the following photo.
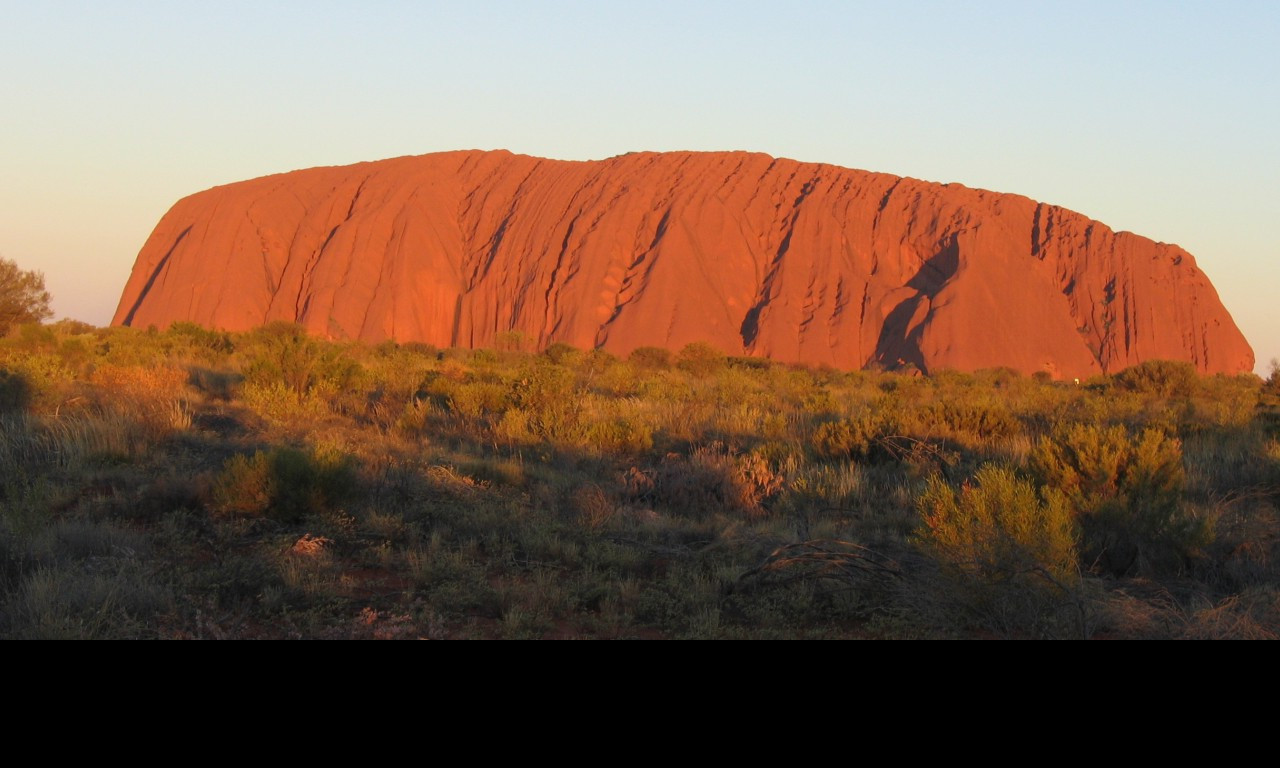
[241,381,328,423]
[187,366,243,400]
[447,380,509,422]
[511,362,583,443]
[0,369,30,412]
[645,444,783,518]
[570,483,619,529]
[907,399,1020,444]
[1113,360,1197,398]
[628,346,672,371]
[918,465,1077,582]
[418,368,462,407]
[55,337,91,374]
[90,363,185,395]
[1177,373,1260,432]
[241,322,360,397]
[6,323,57,349]
[48,319,95,336]
[592,361,640,397]
[733,452,785,510]
[929,369,974,389]
[797,387,840,420]
[676,342,727,378]
[577,348,620,378]
[974,367,1022,388]
[90,326,158,367]
[493,407,534,445]
[583,417,655,457]
[813,410,900,462]
[399,342,438,358]
[396,397,449,438]
[728,355,774,372]
[0,472,56,545]
[914,465,1082,637]
[1259,361,1280,436]
[213,452,273,518]
[710,366,758,406]
[166,321,234,360]
[213,446,358,523]
[491,331,530,352]
[469,348,500,366]
[0,352,75,410]
[542,342,581,366]
[1031,423,1209,575]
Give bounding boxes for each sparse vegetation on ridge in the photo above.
[0,321,1275,639]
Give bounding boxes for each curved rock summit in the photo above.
[114,150,1254,377]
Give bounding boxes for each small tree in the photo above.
[0,257,53,336]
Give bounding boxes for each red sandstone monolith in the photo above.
[114,150,1254,377]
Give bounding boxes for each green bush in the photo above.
[447,380,509,422]
[583,417,654,457]
[908,399,1019,443]
[542,342,581,366]
[0,368,30,412]
[1031,423,1209,575]
[917,465,1077,583]
[1113,360,1197,398]
[511,362,583,443]
[914,465,1083,638]
[241,322,361,397]
[813,411,899,461]
[1260,360,1280,435]
[629,346,672,371]
[167,322,234,359]
[213,447,358,523]
[241,380,328,423]
[642,444,783,518]
[0,352,75,411]
[676,342,727,378]
[492,331,532,353]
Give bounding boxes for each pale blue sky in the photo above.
[2,1,1276,372]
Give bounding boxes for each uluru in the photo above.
[113,150,1254,378]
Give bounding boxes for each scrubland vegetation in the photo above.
[1,320,1277,639]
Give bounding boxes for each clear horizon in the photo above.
[2,1,1275,374]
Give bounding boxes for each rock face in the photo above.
[114,150,1254,377]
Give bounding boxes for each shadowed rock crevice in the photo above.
[873,237,961,372]
[740,175,823,350]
